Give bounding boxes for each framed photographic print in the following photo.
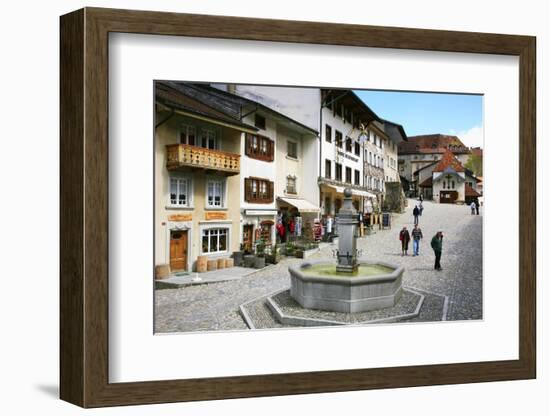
[60,7,536,408]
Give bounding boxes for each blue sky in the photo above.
[354,90,484,148]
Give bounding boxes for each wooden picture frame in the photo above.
[60,7,536,408]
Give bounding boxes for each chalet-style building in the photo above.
[417,149,481,204]
[398,134,471,196]
[154,82,318,274]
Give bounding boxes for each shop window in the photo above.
[202,228,228,254]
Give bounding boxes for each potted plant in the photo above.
[254,241,266,268]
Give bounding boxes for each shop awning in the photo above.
[278,197,320,213]
[326,184,376,198]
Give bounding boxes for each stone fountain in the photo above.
[288,188,404,313]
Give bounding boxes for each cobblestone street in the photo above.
[155,199,482,333]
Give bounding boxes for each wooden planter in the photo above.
[206,259,218,271]
[196,255,208,273]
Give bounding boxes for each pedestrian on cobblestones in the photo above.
[474,198,480,215]
[431,231,443,270]
[411,224,423,256]
[470,201,476,215]
[399,226,411,256]
[413,205,420,225]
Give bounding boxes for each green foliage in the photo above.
[465,154,483,176]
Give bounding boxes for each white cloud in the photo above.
[452,125,484,148]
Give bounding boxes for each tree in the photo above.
[465,154,483,176]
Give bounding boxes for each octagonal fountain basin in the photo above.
[289,260,404,313]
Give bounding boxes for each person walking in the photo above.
[418,201,424,216]
[474,198,480,215]
[399,226,411,256]
[419,194,423,203]
[411,224,423,256]
[413,205,420,225]
[470,201,476,215]
[431,231,444,270]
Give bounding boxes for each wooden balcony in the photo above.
[166,144,240,176]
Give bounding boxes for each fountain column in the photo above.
[336,188,359,273]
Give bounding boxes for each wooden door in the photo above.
[243,224,254,253]
[170,230,188,271]
[439,191,458,204]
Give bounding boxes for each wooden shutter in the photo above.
[268,138,275,162]
[244,177,251,202]
[267,180,274,202]
[245,133,251,157]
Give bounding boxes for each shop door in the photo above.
[243,224,254,253]
[170,230,188,271]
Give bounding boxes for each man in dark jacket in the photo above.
[413,205,420,225]
[430,231,443,270]
[411,224,423,256]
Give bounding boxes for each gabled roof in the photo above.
[155,81,257,131]
[398,134,470,155]
[413,160,439,176]
[380,118,408,143]
[465,184,481,197]
[433,149,465,173]
[419,176,433,188]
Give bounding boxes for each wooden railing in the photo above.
[166,144,240,175]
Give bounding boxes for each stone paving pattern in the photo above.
[155,199,482,333]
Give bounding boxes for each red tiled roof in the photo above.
[465,184,481,197]
[432,149,465,173]
[470,147,483,157]
[398,134,470,155]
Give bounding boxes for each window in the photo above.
[345,167,352,184]
[335,131,343,148]
[325,159,332,179]
[202,228,228,254]
[179,124,196,146]
[286,176,297,194]
[244,177,274,203]
[206,178,226,207]
[245,133,274,161]
[254,114,266,130]
[354,169,360,185]
[335,163,342,181]
[200,128,218,149]
[345,137,352,152]
[325,124,332,143]
[287,140,298,159]
[334,102,343,118]
[169,176,192,207]
[260,221,273,243]
[354,142,360,156]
